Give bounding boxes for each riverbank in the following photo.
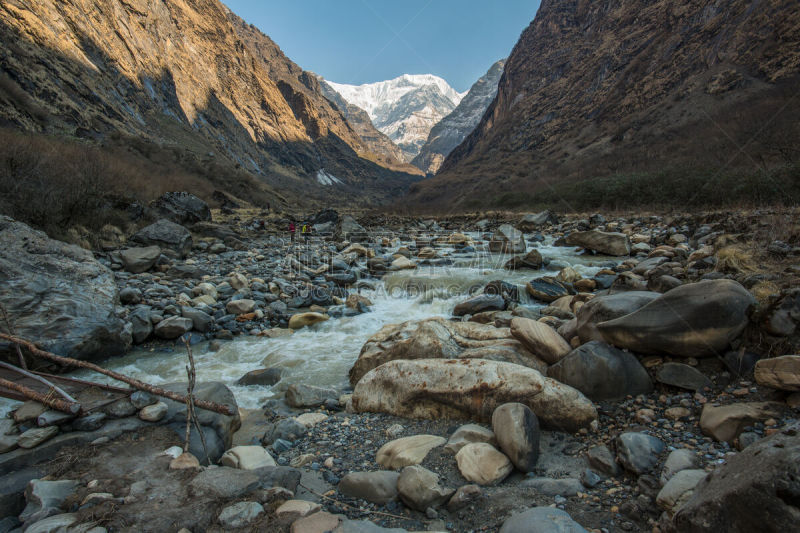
[0,203,798,532]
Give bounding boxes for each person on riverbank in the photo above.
[289,221,296,243]
[302,223,309,243]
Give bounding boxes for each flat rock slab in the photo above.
[754,355,800,391]
[338,471,400,504]
[291,511,341,533]
[656,363,712,391]
[499,507,588,533]
[699,402,785,443]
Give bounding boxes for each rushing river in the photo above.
[1,236,616,415]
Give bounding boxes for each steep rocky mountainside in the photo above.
[318,79,420,174]
[405,0,800,210]
[326,74,465,162]
[412,59,505,175]
[0,0,420,206]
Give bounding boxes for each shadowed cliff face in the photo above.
[404,0,800,211]
[0,0,420,206]
[412,59,505,175]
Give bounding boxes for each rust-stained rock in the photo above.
[351,359,597,432]
[349,318,546,386]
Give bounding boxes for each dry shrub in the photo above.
[749,280,781,306]
[714,245,758,274]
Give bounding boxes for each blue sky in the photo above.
[223,1,541,92]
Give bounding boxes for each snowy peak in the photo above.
[412,59,505,175]
[325,74,466,161]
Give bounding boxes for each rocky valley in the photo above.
[1,0,799,532]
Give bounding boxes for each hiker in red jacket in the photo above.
[289,222,296,242]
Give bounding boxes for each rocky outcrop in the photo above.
[151,192,211,225]
[0,0,420,206]
[547,341,653,401]
[598,280,755,357]
[0,216,130,361]
[670,422,800,533]
[349,318,547,386]
[412,60,505,174]
[130,219,192,259]
[351,359,598,432]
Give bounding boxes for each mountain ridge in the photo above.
[0,0,421,207]
[404,0,800,210]
[411,59,505,175]
[326,74,466,161]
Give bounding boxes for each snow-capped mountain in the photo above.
[412,60,505,174]
[326,74,466,162]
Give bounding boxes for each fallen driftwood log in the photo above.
[0,333,236,416]
[0,360,79,405]
[0,377,81,414]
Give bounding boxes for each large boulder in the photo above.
[491,403,540,472]
[504,250,543,270]
[130,219,192,258]
[351,359,597,432]
[349,318,546,386]
[159,381,241,462]
[547,341,652,401]
[597,280,756,357]
[575,291,660,343]
[453,294,506,316]
[0,216,130,361]
[335,215,368,242]
[119,246,161,274]
[670,422,800,533]
[517,211,557,232]
[565,230,631,256]
[489,224,526,254]
[151,192,211,225]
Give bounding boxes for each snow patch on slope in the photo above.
[315,169,343,186]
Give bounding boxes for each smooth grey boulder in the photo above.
[285,384,338,408]
[547,341,653,401]
[489,224,526,253]
[616,432,666,475]
[491,403,540,472]
[153,316,193,339]
[0,216,130,361]
[236,368,282,387]
[20,479,79,524]
[130,219,192,258]
[119,246,160,274]
[576,291,660,343]
[453,294,506,316]
[518,211,557,231]
[598,280,756,357]
[656,363,712,391]
[338,471,400,504]
[565,230,630,256]
[397,465,454,511]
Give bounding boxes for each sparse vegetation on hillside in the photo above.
[0,128,279,237]
[460,164,800,212]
